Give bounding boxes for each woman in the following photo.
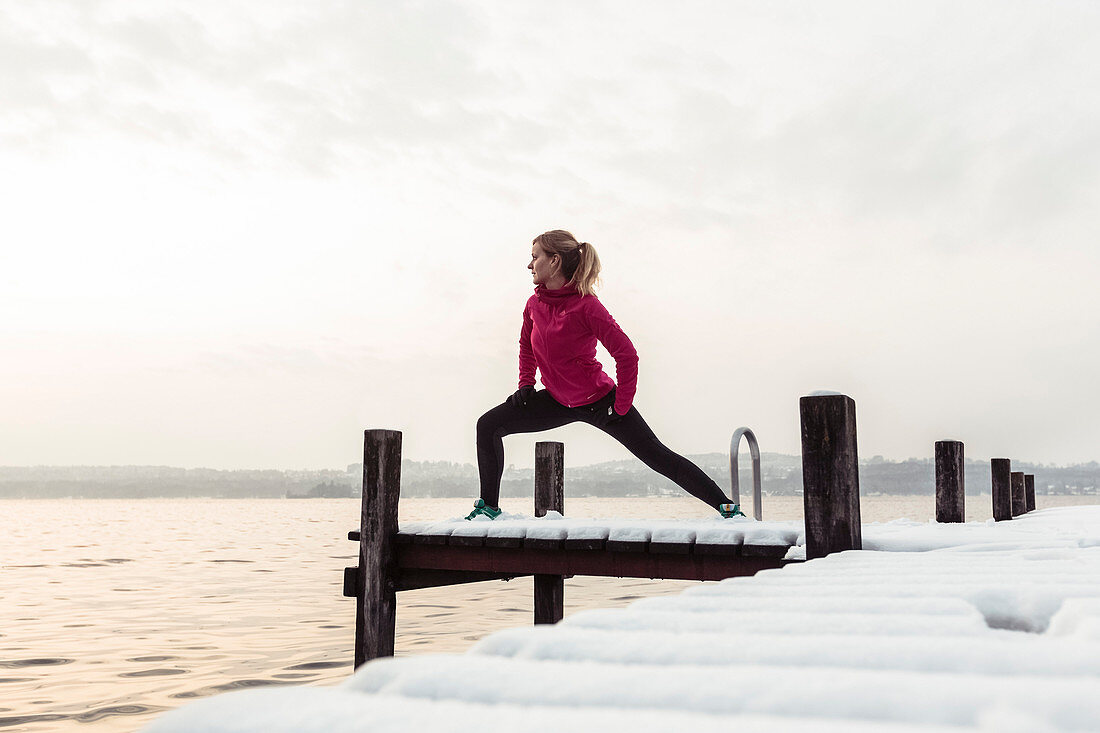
[467,230,743,520]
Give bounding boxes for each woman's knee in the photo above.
[476,403,511,441]
[476,410,497,440]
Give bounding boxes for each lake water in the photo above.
[2,494,1096,732]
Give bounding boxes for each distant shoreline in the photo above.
[1,453,1097,499]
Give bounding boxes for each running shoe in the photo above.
[719,503,746,518]
[465,498,502,521]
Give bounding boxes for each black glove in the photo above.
[593,390,624,426]
[508,385,536,408]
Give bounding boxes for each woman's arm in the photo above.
[518,302,537,388]
[584,299,638,415]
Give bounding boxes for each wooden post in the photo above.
[934,440,965,523]
[533,441,565,625]
[1025,474,1036,512]
[355,429,402,668]
[990,458,1012,521]
[1010,471,1026,517]
[800,394,862,560]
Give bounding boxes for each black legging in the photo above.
[476,388,732,510]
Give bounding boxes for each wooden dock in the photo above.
[343,393,1041,666]
[345,521,796,587]
[148,505,1100,732]
[145,392,1084,733]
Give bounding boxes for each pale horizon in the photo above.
[3,1,1099,471]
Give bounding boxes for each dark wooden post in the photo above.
[1025,474,1036,512]
[355,429,402,668]
[533,441,564,625]
[1010,471,1026,517]
[991,458,1012,521]
[934,440,965,523]
[800,394,861,560]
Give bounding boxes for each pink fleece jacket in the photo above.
[518,283,639,415]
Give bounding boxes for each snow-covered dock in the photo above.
[145,505,1100,732]
[145,400,1097,730]
[344,433,822,664]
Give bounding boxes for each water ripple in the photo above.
[76,704,165,723]
[119,668,187,678]
[171,678,297,699]
[0,713,69,728]
[0,658,74,669]
[284,661,347,671]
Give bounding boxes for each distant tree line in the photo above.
[1,455,1097,499]
[0,465,352,499]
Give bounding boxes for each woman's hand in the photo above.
[509,385,536,408]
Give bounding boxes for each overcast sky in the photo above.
[2,0,1099,472]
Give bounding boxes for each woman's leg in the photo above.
[585,393,732,510]
[476,390,577,508]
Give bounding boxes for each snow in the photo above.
[402,504,1100,555]
[140,687,966,733]
[401,514,805,548]
[143,506,1100,732]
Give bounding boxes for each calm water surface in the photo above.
[2,494,1096,732]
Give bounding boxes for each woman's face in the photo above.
[529,244,560,286]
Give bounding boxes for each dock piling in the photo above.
[355,429,402,668]
[533,441,565,624]
[934,441,965,523]
[991,459,1012,521]
[1011,471,1026,517]
[799,394,862,560]
[1025,474,1036,513]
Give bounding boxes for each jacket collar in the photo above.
[534,281,579,302]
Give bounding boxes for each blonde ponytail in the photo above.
[532,230,602,296]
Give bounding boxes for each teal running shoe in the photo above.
[465,498,502,521]
[719,503,746,518]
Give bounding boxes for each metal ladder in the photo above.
[729,427,762,520]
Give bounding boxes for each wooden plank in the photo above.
[649,527,695,555]
[563,537,607,551]
[395,569,526,592]
[523,536,564,551]
[694,541,742,557]
[448,533,486,548]
[606,539,649,553]
[742,544,791,559]
[343,565,358,597]
[485,534,525,549]
[396,543,790,581]
[414,532,450,546]
[564,525,609,551]
[607,526,650,554]
[649,540,694,554]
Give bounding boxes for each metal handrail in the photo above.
[729,427,762,520]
